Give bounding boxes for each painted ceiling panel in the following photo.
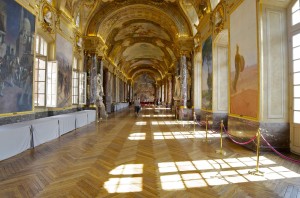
[114,22,171,41]
[123,43,165,61]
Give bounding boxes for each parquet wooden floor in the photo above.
[1,107,300,198]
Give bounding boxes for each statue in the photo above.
[96,73,107,121]
[43,10,52,25]
[76,37,83,48]
[174,75,181,100]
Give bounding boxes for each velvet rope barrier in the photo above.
[261,134,300,164]
[223,126,257,145]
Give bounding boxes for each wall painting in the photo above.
[0,0,35,114]
[56,34,72,108]
[230,0,258,118]
[201,36,213,110]
[134,74,155,102]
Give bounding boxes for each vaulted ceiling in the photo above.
[56,0,221,82]
[85,0,195,82]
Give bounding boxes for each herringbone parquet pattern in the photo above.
[0,107,300,198]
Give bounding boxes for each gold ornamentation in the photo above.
[213,3,225,34]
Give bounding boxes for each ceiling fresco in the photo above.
[123,43,165,61]
[114,22,171,41]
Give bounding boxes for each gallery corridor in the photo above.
[0,107,300,198]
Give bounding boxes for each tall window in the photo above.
[72,57,79,104]
[34,35,48,106]
[292,0,300,26]
[79,72,86,104]
[46,61,57,107]
[293,33,300,123]
[292,0,300,124]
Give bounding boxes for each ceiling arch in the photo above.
[83,0,194,82]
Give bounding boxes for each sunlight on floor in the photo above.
[104,177,143,193]
[103,157,300,193]
[135,121,147,126]
[153,131,221,140]
[158,156,300,191]
[128,133,146,140]
[110,164,144,175]
[104,164,144,193]
[151,121,195,125]
[128,131,221,141]
[141,114,175,118]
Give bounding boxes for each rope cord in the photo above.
[261,134,300,164]
[223,126,257,145]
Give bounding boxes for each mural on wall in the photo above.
[134,74,155,102]
[230,0,258,118]
[56,34,72,108]
[201,36,213,110]
[0,0,35,114]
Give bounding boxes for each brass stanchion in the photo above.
[203,115,211,143]
[215,120,226,155]
[248,129,264,176]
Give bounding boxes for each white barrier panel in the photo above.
[84,110,96,124]
[29,118,60,147]
[74,111,88,128]
[0,123,32,161]
[52,114,76,136]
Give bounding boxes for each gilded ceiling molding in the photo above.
[177,37,194,57]
[96,6,180,42]
[198,0,211,19]
[87,3,191,41]
[213,1,226,35]
[83,36,106,54]
[82,0,96,8]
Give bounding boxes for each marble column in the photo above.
[168,75,172,106]
[89,54,97,105]
[180,55,187,107]
[104,70,112,113]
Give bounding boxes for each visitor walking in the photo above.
[134,98,141,117]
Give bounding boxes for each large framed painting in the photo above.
[202,36,213,110]
[56,34,72,108]
[134,74,155,102]
[229,0,258,118]
[0,0,35,114]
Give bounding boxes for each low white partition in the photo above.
[74,111,88,128]
[0,123,32,161]
[28,117,60,147]
[84,110,96,124]
[52,114,76,136]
